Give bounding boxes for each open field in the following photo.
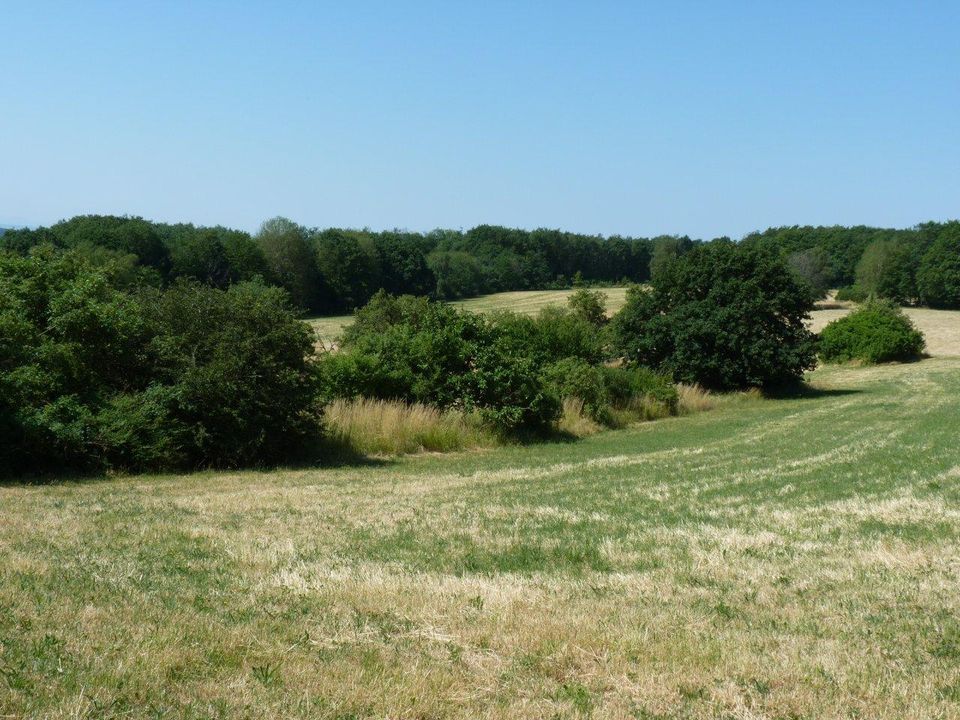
[3,356,960,718]
[450,287,631,316]
[308,287,631,346]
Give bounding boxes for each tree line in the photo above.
[0,215,672,314]
[5,215,958,312]
[742,221,960,308]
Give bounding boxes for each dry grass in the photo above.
[557,397,605,436]
[677,383,716,414]
[450,286,631,317]
[2,359,960,717]
[325,397,495,456]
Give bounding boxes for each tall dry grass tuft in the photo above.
[677,383,716,414]
[325,398,495,456]
[558,397,605,437]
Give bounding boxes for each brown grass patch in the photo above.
[325,397,495,456]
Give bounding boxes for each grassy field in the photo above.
[3,351,960,717]
[308,287,631,346]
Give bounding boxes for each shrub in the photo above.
[542,358,610,423]
[466,340,561,432]
[610,242,817,390]
[567,288,608,326]
[323,292,560,433]
[602,366,679,414]
[835,286,867,302]
[145,279,322,467]
[0,247,322,475]
[819,301,925,364]
[491,306,604,365]
[0,247,158,474]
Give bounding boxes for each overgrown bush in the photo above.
[819,301,925,364]
[541,358,610,423]
[602,366,678,413]
[0,246,321,476]
[835,286,867,302]
[320,291,560,433]
[567,288,608,326]
[144,279,322,467]
[491,306,604,365]
[610,242,817,390]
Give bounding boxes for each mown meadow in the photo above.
[2,347,959,718]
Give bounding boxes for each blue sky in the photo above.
[2,1,958,238]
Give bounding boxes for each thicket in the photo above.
[819,301,925,364]
[0,246,321,475]
[318,289,688,435]
[318,292,563,432]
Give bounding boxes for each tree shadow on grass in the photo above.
[0,437,395,487]
[764,382,863,400]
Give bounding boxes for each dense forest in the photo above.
[742,222,960,307]
[0,216,662,314]
[2,215,959,312]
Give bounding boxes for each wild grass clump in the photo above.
[677,383,716,414]
[325,398,495,456]
[552,365,691,433]
[557,397,605,437]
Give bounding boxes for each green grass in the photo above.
[2,359,960,717]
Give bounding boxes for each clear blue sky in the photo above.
[2,1,958,238]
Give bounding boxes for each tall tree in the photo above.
[255,217,323,311]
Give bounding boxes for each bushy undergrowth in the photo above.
[835,286,868,303]
[541,358,610,423]
[319,291,562,433]
[0,246,320,475]
[819,301,925,364]
[319,291,693,440]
